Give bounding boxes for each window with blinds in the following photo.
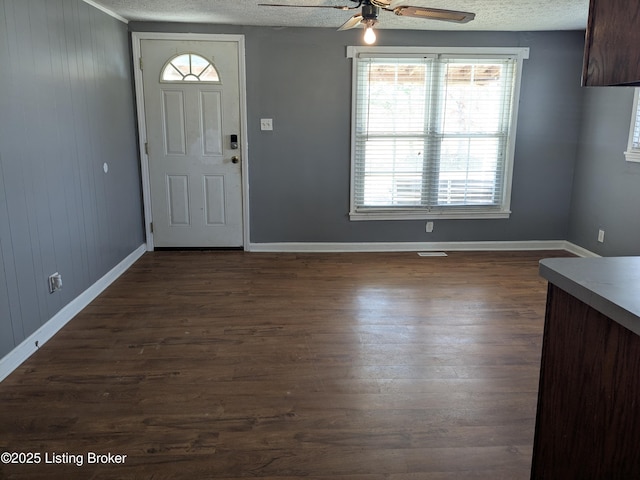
[347,47,528,220]
[625,88,640,163]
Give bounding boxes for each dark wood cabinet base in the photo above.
[531,284,640,478]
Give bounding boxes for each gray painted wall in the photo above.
[131,23,585,244]
[568,87,640,255]
[0,0,144,359]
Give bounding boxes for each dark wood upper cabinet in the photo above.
[582,0,640,86]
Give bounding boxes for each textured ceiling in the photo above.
[91,0,589,31]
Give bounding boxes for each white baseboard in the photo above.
[563,241,600,258]
[249,240,595,254]
[0,244,146,383]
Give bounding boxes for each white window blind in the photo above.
[349,48,526,220]
[625,88,640,163]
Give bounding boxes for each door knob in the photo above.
[231,156,240,164]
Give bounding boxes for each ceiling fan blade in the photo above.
[258,3,354,10]
[371,0,393,6]
[338,14,364,31]
[393,6,475,23]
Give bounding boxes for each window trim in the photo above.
[346,46,529,221]
[624,88,640,163]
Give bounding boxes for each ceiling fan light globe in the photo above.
[364,26,377,44]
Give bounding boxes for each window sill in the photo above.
[624,150,640,163]
[349,209,512,221]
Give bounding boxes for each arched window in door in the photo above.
[161,53,221,83]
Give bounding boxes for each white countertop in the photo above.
[539,257,640,336]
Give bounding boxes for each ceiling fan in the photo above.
[258,0,475,44]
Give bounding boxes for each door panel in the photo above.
[167,175,190,226]
[204,175,226,225]
[201,92,223,156]
[162,91,187,156]
[141,39,243,248]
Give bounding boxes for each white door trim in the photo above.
[131,32,251,251]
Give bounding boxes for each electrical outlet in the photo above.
[426,221,434,233]
[598,229,605,243]
[260,118,273,131]
[48,272,62,294]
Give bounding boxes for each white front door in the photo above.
[141,39,244,248]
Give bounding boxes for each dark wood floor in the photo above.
[0,250,570,479]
